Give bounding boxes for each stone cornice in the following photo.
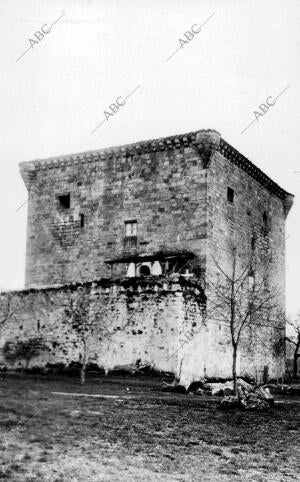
[219,139,294,216]
[19,129,294,209]
[0,276,203,296]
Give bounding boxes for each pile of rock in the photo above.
[220,378,274,411]
[202,380,234,396]
[113,360,154,374]
[162,378,274,410]
[266,383,300,395]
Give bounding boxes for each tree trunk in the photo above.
[232,344,238,396]
[81,339,87,384]
[21,358,30,374]
[292,334,300,379]
[80,365,86,384]
[293,345,300,379]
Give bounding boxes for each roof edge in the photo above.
[19,129,294,206]
[219,139,294,204]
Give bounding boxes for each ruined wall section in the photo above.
[0,280,203,378]
[20,137,209,288]
[0,278,283,383]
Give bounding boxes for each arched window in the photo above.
[140,265,151,276]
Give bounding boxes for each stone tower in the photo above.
[20,129,293,293]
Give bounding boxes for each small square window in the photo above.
[58,193,70,209]
[125,220,137,237]
[227,187,234,203]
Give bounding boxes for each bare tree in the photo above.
[64,286,91,384]
[207,240,282,395]
[285,316,300,379]
[63,283,135,384]
[0,292,18,335]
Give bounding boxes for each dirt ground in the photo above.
[0,373,299,482]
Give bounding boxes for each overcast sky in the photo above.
[0,0,299,317]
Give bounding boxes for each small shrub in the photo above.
[44,362,65,374]
[3,338,49,370]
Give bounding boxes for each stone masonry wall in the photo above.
[0,278,284,385]
[21,142,208,287]
[17,130,291,382]
[206,149,286,293]
[204,149,286,378]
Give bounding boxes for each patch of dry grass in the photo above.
[0,374,299,481]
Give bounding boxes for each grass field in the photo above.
[0,374,299,481]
